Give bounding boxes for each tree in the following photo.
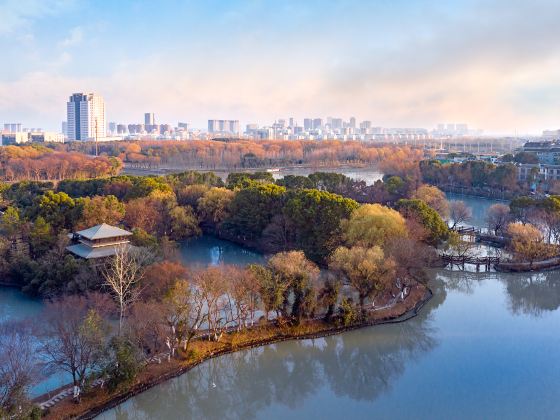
[127,301,168,359]
[164,280,206,354]
[283,189,359,262]
[141,261,188,301]
[195,267,231,342]
[223,183,286,242]
[75,195,125,230]
[317,275,341,321]
[342,203,408,248]
[29,216,55,258]
[31,191,77,231]
[167,205,201,240]
[197,187,235,228]
[486,204,511,236]
[248,264,286,322]
[448,200,472,229]
[227,266,260,329]
[330,246,395,318]
[176,184,210,207]
[0,321,37,418]
[39,296,108,391]
[412,185,449,218]
[0,206,21,237]
[506,222,553,267]
[104,336,142,391]
[268,251,320,323]
[103,246,147,335]
[396,199,448,244]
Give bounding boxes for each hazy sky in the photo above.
[1,0,559,134]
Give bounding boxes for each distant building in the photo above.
[66,223,133,259]
[208,119,239,134]
[1,132,29,145]
[66,92,106,141]
[178,122,189,129]
[349,117,356,128]
[522,141,560,164]
[303,118,313,131]
[62,121,68,137]
[116,124,127,134]
[313,118,323,130]
[3,123,22,132]
[28,132,65,143]
[144,113,155,126]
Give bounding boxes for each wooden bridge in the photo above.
[440,253,501,271]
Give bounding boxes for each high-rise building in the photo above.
[331,118,343,130]
[3,123,22,132]
[303,118,313,131]
[61,121,68,136]
[208,119,239,134]
[289,117,295,128]
[66,93,106,141]
[144,113,155,126]
[313,118,323,130]
[349,117,356,128]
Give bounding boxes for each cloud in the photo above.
[2,0,560,134]
[0,0,76,35]
[59,27,83,48]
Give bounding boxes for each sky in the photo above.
[1,0,560,134]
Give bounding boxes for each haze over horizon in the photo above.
[1,0,559,135]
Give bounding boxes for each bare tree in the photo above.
[196,267,232,342]
[486,203,511,236]
[103,245,148,335]
[165,280,206,355]
[127,301,169,359]
[0,320,37,418]
[449,200,472,229]
[38,296,108,393]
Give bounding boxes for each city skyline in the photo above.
[1,0,560,134]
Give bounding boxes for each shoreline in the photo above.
[41,285,432,420]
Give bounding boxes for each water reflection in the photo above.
[101,281,445,420]
[501,272,560,317]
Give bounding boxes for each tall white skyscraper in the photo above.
[66,93,106,141]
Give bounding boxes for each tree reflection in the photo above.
[103,280,445,420]
[501,272,560,317]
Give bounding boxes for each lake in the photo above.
[0,236,264,397]
[99,269,560,420]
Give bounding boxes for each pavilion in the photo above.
[66,223,133,259]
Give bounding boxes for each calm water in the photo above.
[271,167,384,186]
[99,270,560,420]
[446,192,506,230]
[0,236,264,397]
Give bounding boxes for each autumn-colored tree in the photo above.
[75,195,125,230]
[197,187,235,227]
[141,261,189,301]
[342,203,408,248]
[412,184,449,218]
[330,246,395,318]
[506,222,554,267]
[268,251,320,323]
[247,264,287,321]
[164,280,205,354]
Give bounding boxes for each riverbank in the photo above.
[39,283,431,420]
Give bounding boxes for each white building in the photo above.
[66,92,106,141]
